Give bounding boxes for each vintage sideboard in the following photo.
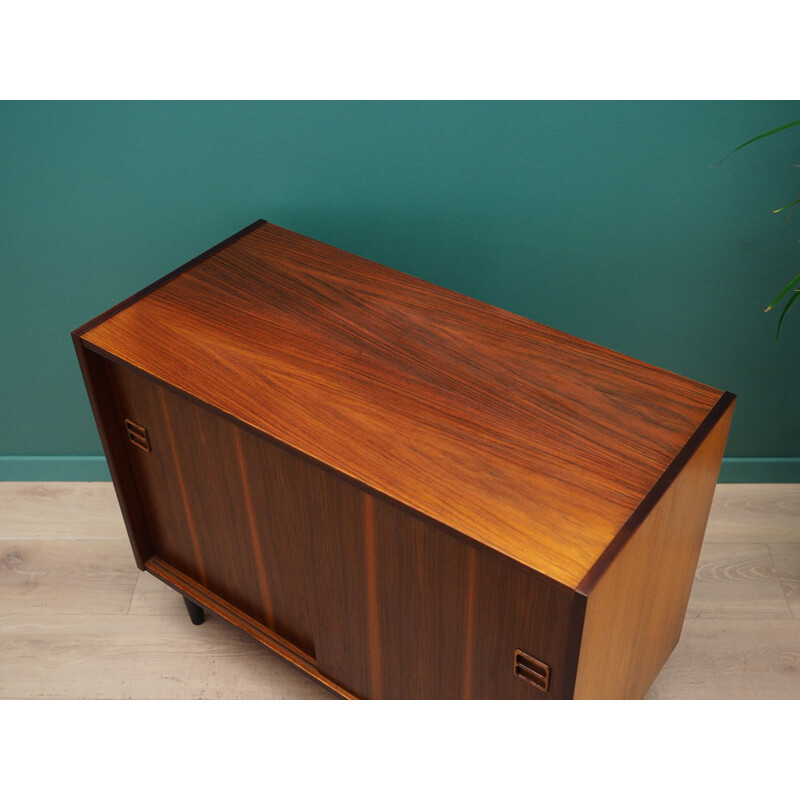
[73,220,734,699]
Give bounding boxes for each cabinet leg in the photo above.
[183,596,205,625]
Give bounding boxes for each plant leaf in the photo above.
[765,271,800,311]
[773,196,800,214]
[712,119,800,166]
[774,289,800,342]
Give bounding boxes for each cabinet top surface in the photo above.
[80,221,727,589]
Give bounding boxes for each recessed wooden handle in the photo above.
[124,418,151,452]
[514,648,550,692]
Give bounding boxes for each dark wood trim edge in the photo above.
[71,219,267,338]
[562,591,587,699]
[146,556,357,700]
[576,390,737,596]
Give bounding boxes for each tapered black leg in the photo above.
[183,596,205,625]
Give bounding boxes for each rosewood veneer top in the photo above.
[81,220,728,589]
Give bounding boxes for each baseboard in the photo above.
[0,456,110,481]
[717,458,800,483]
[0,455,798,483]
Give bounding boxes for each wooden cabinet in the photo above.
[73,220,734,699]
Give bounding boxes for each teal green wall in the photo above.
[1,101,799,481]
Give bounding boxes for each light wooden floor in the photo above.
[1,482,798,699]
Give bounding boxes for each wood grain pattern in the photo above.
[80,221,725,589]
[686,543,791,619]
[704,484,800,543]
[0,539,137,615]
[462,549,478,699]
[469,551,577,699]
[72,344,153,569]
[0,611,334,700]
[369,499,475,699]
[232,427,277,630]
[103,358,322,658]
[24,482,794,549]
[363,494,382,698]
[4,483,797,699]
[93,355,590,698]
[0,482,125,540]
[71,222,737,698]
[645,618,800,699]
[103,358,593,698]
[576,391,734,594]
[294,464,373,697]
[769,544,800,618]
[145,557,353,698]
[573,403,734,699]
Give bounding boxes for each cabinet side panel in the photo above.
[73,342,153,568]
[573,403,734,699]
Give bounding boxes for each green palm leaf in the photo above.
[774,290,800,343]
[773,196,800,214]
[714,119,800,166]
[764,272,800,312]
[719,118,800,340]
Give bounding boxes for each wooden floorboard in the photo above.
[645,618,800,699]
[703,484,800,544]
[685,543,791,620]
[0,612,332,699]
[1,482,798,699]
[0,540,138,616]
[769,544,800,619]
[0,482,126,540]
